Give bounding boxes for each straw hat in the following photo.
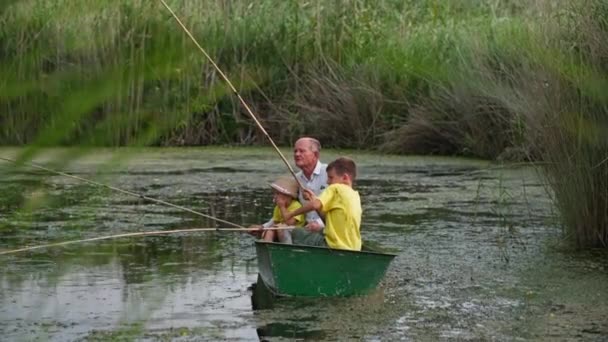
[270,176,298,198]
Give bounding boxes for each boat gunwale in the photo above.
[254,240,398,258]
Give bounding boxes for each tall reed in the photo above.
[0,0,528,149]
[387,0,608,247]
[519,0,608,247]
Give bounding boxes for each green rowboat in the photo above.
[254,241,396,297]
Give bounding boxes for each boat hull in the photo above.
[255,241,396,297]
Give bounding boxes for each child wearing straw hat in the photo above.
[259,175,306,243]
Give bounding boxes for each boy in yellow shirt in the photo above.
[286,157,362,251]
[260,176,305,243]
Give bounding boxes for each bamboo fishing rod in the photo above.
[0,226,295,256]
[0,156,244,228]
[159,0,304,190]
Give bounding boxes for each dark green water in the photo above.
[0,148,606,341]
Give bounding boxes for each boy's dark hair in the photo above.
[327,157,357,180]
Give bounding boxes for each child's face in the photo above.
[273,191,292,204]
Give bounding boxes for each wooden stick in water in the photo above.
[0,226,294,256]
[0,156,244,228]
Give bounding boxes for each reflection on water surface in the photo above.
[0,148,606,341]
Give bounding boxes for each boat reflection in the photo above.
[256,322,326,341]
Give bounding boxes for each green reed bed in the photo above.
[399,0,608,247]
[0,0,523,148]
[498,1,607,248]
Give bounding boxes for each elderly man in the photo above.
[293,137,328,230]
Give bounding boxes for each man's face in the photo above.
[293,140,318,169]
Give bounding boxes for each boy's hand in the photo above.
[302,188,317,201]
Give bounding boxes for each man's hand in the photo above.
[305,221,323,232]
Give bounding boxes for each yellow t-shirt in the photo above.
[272,199,305,226]
[318,183,362,251]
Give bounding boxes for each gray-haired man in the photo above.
[292,137,327,230]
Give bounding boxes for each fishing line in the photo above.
[0,226,295,255]
[0,156,244,228]
[159,0,305,190]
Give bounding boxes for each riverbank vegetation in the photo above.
[1,0,606,247]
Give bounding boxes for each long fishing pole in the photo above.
[0,156,244,228]
[0,226,295,256]
[159,0,304,189]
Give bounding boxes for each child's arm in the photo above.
[277,205,298,225]
[274,195,302,226]
[285,189,322,220]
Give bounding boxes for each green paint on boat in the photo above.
[255,241,396,297]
